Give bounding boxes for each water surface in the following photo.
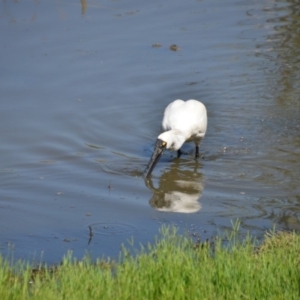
[1,0,300,263]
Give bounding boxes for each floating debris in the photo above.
[88,225,93,245]
[169,44,179,51]
[187,82,197,86]
[108,181,113,191]
[152,43,162,48]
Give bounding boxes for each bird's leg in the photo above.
[195,146,199,159]
[177,149,182,158]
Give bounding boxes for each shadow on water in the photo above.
[144,159,204,213]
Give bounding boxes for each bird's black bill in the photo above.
[143,139,166,178]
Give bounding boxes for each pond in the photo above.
[1,0,300,264]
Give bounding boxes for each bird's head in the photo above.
[143,130,185,178]
[157,131,186,151]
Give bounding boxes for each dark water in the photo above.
[1,0,300,263]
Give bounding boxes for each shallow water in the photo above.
[1,0,300,263]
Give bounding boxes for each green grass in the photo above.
[1,226,300,299]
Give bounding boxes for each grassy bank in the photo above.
[1,226,300,299]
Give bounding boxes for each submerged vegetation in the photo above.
[1,225,300,299]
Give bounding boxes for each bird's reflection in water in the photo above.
[145,160,204,213]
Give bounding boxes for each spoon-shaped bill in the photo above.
[143,139,166,177]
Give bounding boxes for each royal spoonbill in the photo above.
[143,99,207,177]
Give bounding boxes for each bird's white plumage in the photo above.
[158,99,207,151]
[143,99,207,177]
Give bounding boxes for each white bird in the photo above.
[143,99,207,177]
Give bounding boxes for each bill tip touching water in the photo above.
[143,99,207,178]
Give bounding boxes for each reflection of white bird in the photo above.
[149,178,204,213]
[154,191,202,213]
[143,99,207,177]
